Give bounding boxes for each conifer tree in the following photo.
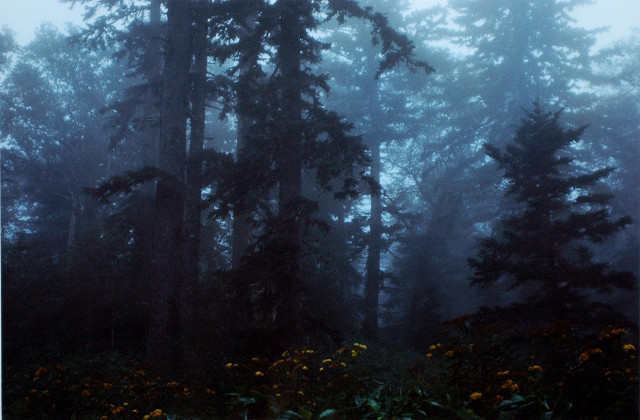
[469,102,635,307]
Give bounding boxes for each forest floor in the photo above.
[3,320,639,419]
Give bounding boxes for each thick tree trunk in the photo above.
[146,0,162,167]
[363,139,382,341]
[274,0,304,333]
[231,13,258,270]
[147,0,191,373]
[183,0,207,333]
[277,0,303,240]
[138,0,162,305]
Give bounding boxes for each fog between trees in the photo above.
[1,0,638,374]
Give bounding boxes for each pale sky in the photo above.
[0,0,637,48]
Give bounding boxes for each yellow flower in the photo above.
[340,362,346,367]
[147,408,164,418]
[354,343,367,349]
[611,328,627,336]
[527,365,542,372]
[251,357,261,362]
[429,345,437,351]
[351,350,358,357]
[497,370,510,376]
[623,344,636,353]
[426,353,433,358]
[319,367,325,371]
[302,365,309,371]
[225,363,234,369]
[303,349,315,354]
[322,358,332,364]
[470,392,482,401]
[112,406,126,414]
[255,371,265,377]
[501,379,519,392]
[297,390,304,396]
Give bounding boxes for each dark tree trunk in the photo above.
[138,0,162,305]
[363,139,381,341]
[231,12,258,270]
[147,0,191,373]
[277,0,303,241]
[274,0,304,333]
[146,0,163,167]
[183,0,207,333]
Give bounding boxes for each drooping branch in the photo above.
[326,0,435,77]
[84,166,166,203]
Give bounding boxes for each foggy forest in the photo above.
[1,0,638,418]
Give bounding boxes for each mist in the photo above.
[1,0,638,418]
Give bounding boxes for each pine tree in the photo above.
[468,102,635,307]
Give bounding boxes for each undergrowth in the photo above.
[3,319,638,419]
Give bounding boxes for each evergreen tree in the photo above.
[469,102,635,308]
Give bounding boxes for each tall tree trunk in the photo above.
[274,0,304,333]
[146,0,163,168]
[183,0,207,334]
[231,12,258,270]
[138,0,163,308]
[363,139,382,341]
[147,0,191,373]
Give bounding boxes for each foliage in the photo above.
[469,102,635,303]
[5,322,637,419]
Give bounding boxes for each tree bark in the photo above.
[277,0,303,242]
[231,12,258,270]
[147,0,191,373]
[183,0,207,333]
[274,0,304,333]
[363,139,382,341]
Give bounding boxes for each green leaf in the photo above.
[318,409,336,419]
[298,406,313,420]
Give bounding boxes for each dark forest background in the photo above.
[1,0,638,418]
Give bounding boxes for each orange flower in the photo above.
[579,348,603,362]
